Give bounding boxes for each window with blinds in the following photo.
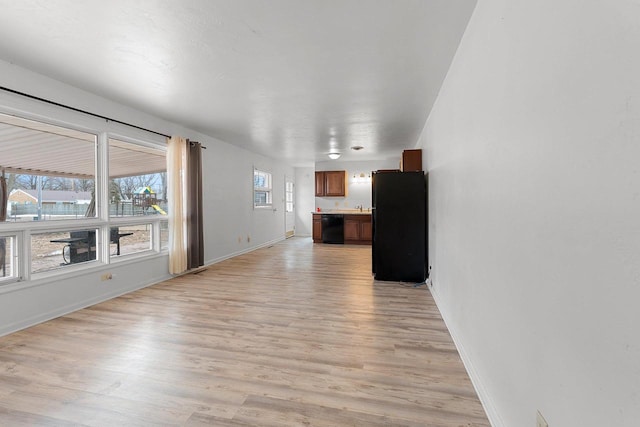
[254,169,272,208]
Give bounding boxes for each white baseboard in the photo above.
[1,238,289,338]
[428,285,505,427]
[204,236,286,266]
[0,273,170,338]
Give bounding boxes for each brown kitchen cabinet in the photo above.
[344,214,372,244]
[312,214,322,242]
[315,173,325,197]
[315,171,347,197]
[400,149,422,172]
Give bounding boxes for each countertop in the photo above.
[312,210,372,215]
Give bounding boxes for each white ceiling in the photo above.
[0,0,476,165]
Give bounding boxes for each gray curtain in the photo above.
[0,174,7,276]
[187,141,204,269]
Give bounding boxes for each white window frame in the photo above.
[0,108,168,287]
[0,233,19,284]
[107,218,155,261]
[285,181,294,213]
[103,135,167,261]
[30,226,101,276]
[254,168,273,208]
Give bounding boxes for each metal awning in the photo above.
[0,113,165,179]
[109,139,166,178]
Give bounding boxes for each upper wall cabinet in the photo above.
[315,171,347,197]
[400,149,422,172]
[315,172,325,197]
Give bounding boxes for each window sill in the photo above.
[0,251,168,296]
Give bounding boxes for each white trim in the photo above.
[0,100,104,141]
[0,217,104,233]
[0,233,19,284]
[203,236,285,267]
[0,236,283,339]
[429,284,503,427]
[109,248,155,263]
[109,215,165,226]
[253,167,273,208]
[0,267,170,338]
[0,252,167,297]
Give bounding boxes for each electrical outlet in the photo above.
[100,273,112,281]
[536,411,548,427]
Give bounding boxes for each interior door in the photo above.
[285,178,295,237]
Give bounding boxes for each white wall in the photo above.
[201,139,294,263]
[419,1,640,426]
[294,167,315,236]
[0,59,293,336]
[315,159,398,211]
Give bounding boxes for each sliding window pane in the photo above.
[110,224,152,257]
[0,113,96,222]
[109,139,167,217]
[31,229,98,274]
[0,235,17,283]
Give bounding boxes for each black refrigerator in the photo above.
[372,171,427,282]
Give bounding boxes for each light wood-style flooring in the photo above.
[0,237,490,426]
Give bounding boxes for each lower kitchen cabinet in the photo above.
[312,214,322,242]
[344,214,372,244]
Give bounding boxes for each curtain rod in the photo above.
[189,140,206,149]
[0,85,171,139]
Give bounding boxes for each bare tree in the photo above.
[159,172,167,201]
[5,173,20,192]
[47,177,72,191]
[13,175,96,192]
[114,174,161,199]
[16,174,39,190]
[73,179,94,192]
[109,180,123,203]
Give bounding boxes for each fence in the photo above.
[8,202,168,220]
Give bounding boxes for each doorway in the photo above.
[285,178,295,238]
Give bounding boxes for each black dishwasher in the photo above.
[321,214,344,244]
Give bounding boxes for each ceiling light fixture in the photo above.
[327,152,341,160]
[351,145,364,151]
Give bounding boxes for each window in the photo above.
[0,113,96,222]
[0,235,17,282]
[31,229,99,274]
[285,181,294,212]
[110,224,152,258]
[109,138,167,217]
[254,169,272,208]
[107,139,166,260]
[0,110,167,284]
